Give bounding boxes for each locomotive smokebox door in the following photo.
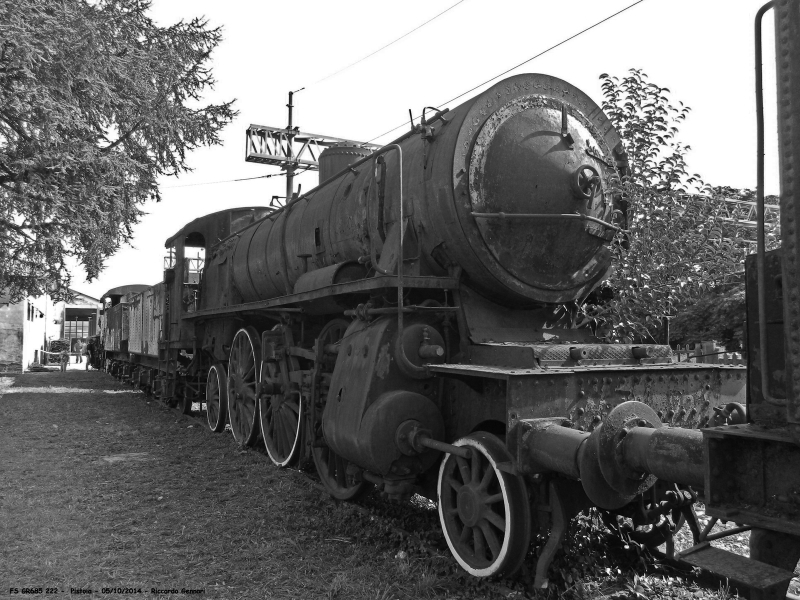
[468,96,615,295]
[435,73,627,306]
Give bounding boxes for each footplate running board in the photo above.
[678,543,795,598]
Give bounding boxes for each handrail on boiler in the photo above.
[755,0,785,406]
[367,145,428,378]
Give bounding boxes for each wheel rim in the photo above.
[206,364,228,433]
[438,432,531,577]
[259,324,302,467]
[228,327,260,446]
[259,366,302,466]
[312,443,367,501]
[310,319,368,500]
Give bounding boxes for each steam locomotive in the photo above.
[99,6,800,592]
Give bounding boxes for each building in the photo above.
[0,289,101,373]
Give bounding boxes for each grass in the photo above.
[1,370,788,600]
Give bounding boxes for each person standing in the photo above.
[60,349,69,373]
[84,341,93,371]
[76,340,84,364]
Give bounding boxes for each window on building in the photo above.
[64,320,90,339]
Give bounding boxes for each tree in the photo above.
[0,0,235,300]
[581,70,779,343]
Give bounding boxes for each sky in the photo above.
[71,0,782,300]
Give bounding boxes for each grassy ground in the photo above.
[0,371,792,600]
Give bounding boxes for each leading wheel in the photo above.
[228,327,261,446]
[438,432,531,578]
[206,363,228,433]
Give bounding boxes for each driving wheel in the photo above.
[228,327,261,446]
[206,363,228,433]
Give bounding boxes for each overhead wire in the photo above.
[307,0,469,87]
[366,0,648,143]
[161,169,313,189]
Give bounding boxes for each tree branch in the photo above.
[102,117,146,152]
[0,217,34,241]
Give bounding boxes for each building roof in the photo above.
[67,288,101,304]
[100,285,150,300]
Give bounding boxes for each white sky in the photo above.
[72,0,782,299]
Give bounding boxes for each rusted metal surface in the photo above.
[183,275,458,320]
[129,295,142,354]
[322,316,444,477]
[223,74,632,313]
[511,417,583,478]
[292,261,367,294]
[773,0,800,433]
[100,284,149,302]
[318,145,374,182]
[703,424,800,536]
[622,426,704,489]
[497,363,744,431]
[746,250,788,424]
[510,402,704,510]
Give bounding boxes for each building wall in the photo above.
[22,296,51,368]
[0,302,24,373]
[0,291,100,372]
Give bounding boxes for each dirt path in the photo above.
[0,371,470,600]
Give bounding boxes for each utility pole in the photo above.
[245,92,378,199]
[285,90,296,203]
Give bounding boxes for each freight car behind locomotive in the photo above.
[99,68,794,589]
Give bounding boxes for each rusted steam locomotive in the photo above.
[100,3,800,593]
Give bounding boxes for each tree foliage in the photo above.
[582,69,779,343]
[0,0,235,300]
[669,284,746,351]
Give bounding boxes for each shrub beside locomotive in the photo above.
[98,54,799,596]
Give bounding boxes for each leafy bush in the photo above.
[581,70,779,343]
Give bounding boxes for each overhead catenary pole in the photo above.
[244,89,377,196]
[286,90,295,203]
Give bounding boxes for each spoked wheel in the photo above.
[206,363,228,433]
[313,445,369,501]
[259,326,302,467]
[310,319,368,500]
[228,327,261,446]
[438,432,531,578]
